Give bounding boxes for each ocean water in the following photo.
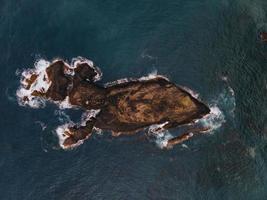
[0,0,267,199]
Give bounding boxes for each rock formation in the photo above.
[17,57,210,149]
[260,32,267,42]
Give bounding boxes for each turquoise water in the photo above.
[0,0,267,199]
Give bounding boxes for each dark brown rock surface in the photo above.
[260,32,267,42]
[19,58,210,149]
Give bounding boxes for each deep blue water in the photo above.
[0,0,267,199]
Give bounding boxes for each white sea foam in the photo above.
[148,122,174,149]
[180,86,200,99]
[55,122,95,149]
[55,123,84,149]
[228,86,235,96]
[80,109,100,126]
[93,127,103,135]
[15,68,22,76]
[153,131,173,149]
[147,101,225,148]
[138,70,169,81]
[148,104,226,148]
[148,121,169,134]
[35,121,47,131]
[54,110,73,123]
[58,96,74,109]
[223,86,236,117]
[16,59,51,108]
[104,78,132,87]
[54,108,78,149]
[16,57,103,109]
[5,87,16,102]
[105,70,169,87]
[55,109,101,149]
[248,147,256,159]
[221,75,228,82]
[155,132,173,149]
[215,86,236,118]
[195,84,236,133]
[197,105,226,133]
[71,57,102,82]
[181,144,189,149]
[141,50,157,60]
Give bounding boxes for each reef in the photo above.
[17,57,210,149]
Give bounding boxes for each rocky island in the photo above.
[17,57,210,149]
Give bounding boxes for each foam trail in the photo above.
[220,86,236,118]
[35,121,47,131]
[5,87,16,102]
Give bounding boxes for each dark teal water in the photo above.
[1,0,267,199]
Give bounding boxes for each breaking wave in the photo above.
[104,70,169,87]
[55,124,77,149]
[16,59,51,108]
[194,85,235,134]
[148,104,226,149]
[16,57,101,109]
[148,122,173,149]
[197,105,226,133]
[180,86,200,99]
[80,109,100,126]
[149,85,236,148]
[55,109,100,149]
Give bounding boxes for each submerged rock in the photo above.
[17,57,210,149]
[260,32,267,42]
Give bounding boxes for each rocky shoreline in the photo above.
[17,57,210,149]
